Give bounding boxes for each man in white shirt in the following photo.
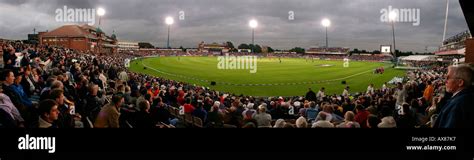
[342,86,350,98]
[366,84,375,95]
[316,87,325,101]
[382,82,388,93]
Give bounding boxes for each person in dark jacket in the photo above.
[434,64,474,128]
[149,97,171,125]
[395,103,417,128]
[305,88,317,102]
[134,100,155,128]
[1,69,27,118]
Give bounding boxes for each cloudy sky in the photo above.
[0,0,469,52]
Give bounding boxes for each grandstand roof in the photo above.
[40,25,99,39]
[400,55,438,61]
[435,48,465,56]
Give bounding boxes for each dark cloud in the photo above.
[0,0,469,52]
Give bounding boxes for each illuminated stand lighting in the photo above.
[389,11,398,66]
[97,7,106,54]
[165,17,174,49]
[321,18,331,49]
[249,19,258,53]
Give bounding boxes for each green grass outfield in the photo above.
[129,56,406,97]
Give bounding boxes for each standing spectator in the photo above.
[342,86,350,98]
[305,88,316,102]
[394,83,408,107]
[118,69,128,82]
[434,64,474,128]
[423,81,434,103]
[367,84,375,95]
[316,87,325,101]
[382,82,388,93]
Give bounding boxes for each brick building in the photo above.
[39,24,117,54]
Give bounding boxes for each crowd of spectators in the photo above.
[1,40,472,128]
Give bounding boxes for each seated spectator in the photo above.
[283,123,295,128]
[305,101,318,122]
[366,114,380,128]
[295,116,308,128]
[273,119,286,128]
[2,69,26,111]
[395,103,417,128]
[253,104,272,128]
[134,100,155,128]
[336,111,360,128]
[206,101,224,127]
[378,106,397,128]
[183,97,195,114]
[37,99,59,128]
[83,84,104,123]
[192,101,208,123]
[312,112,334,128]
[225,106,243,128]
[20,67,36,97]
[149,97,172,125]
[242,121,257,128]
[95,94,124,128]
[40,79,62,101]
[354,105,370,128]
[0,86,25,128]
[49,88,77,128]
[11,71,32,108]
[242,103,256,119]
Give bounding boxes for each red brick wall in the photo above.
[466,38,474,64]
[39,37,91,52]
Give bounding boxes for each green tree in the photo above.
[371,50,381,54]
[238,43,250,49]
[289,47,305,54]
[255,45,262,53]
[226,41,235,49]
[267,47,275,53]
[138,42,155,48]
[179,46,186,52]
